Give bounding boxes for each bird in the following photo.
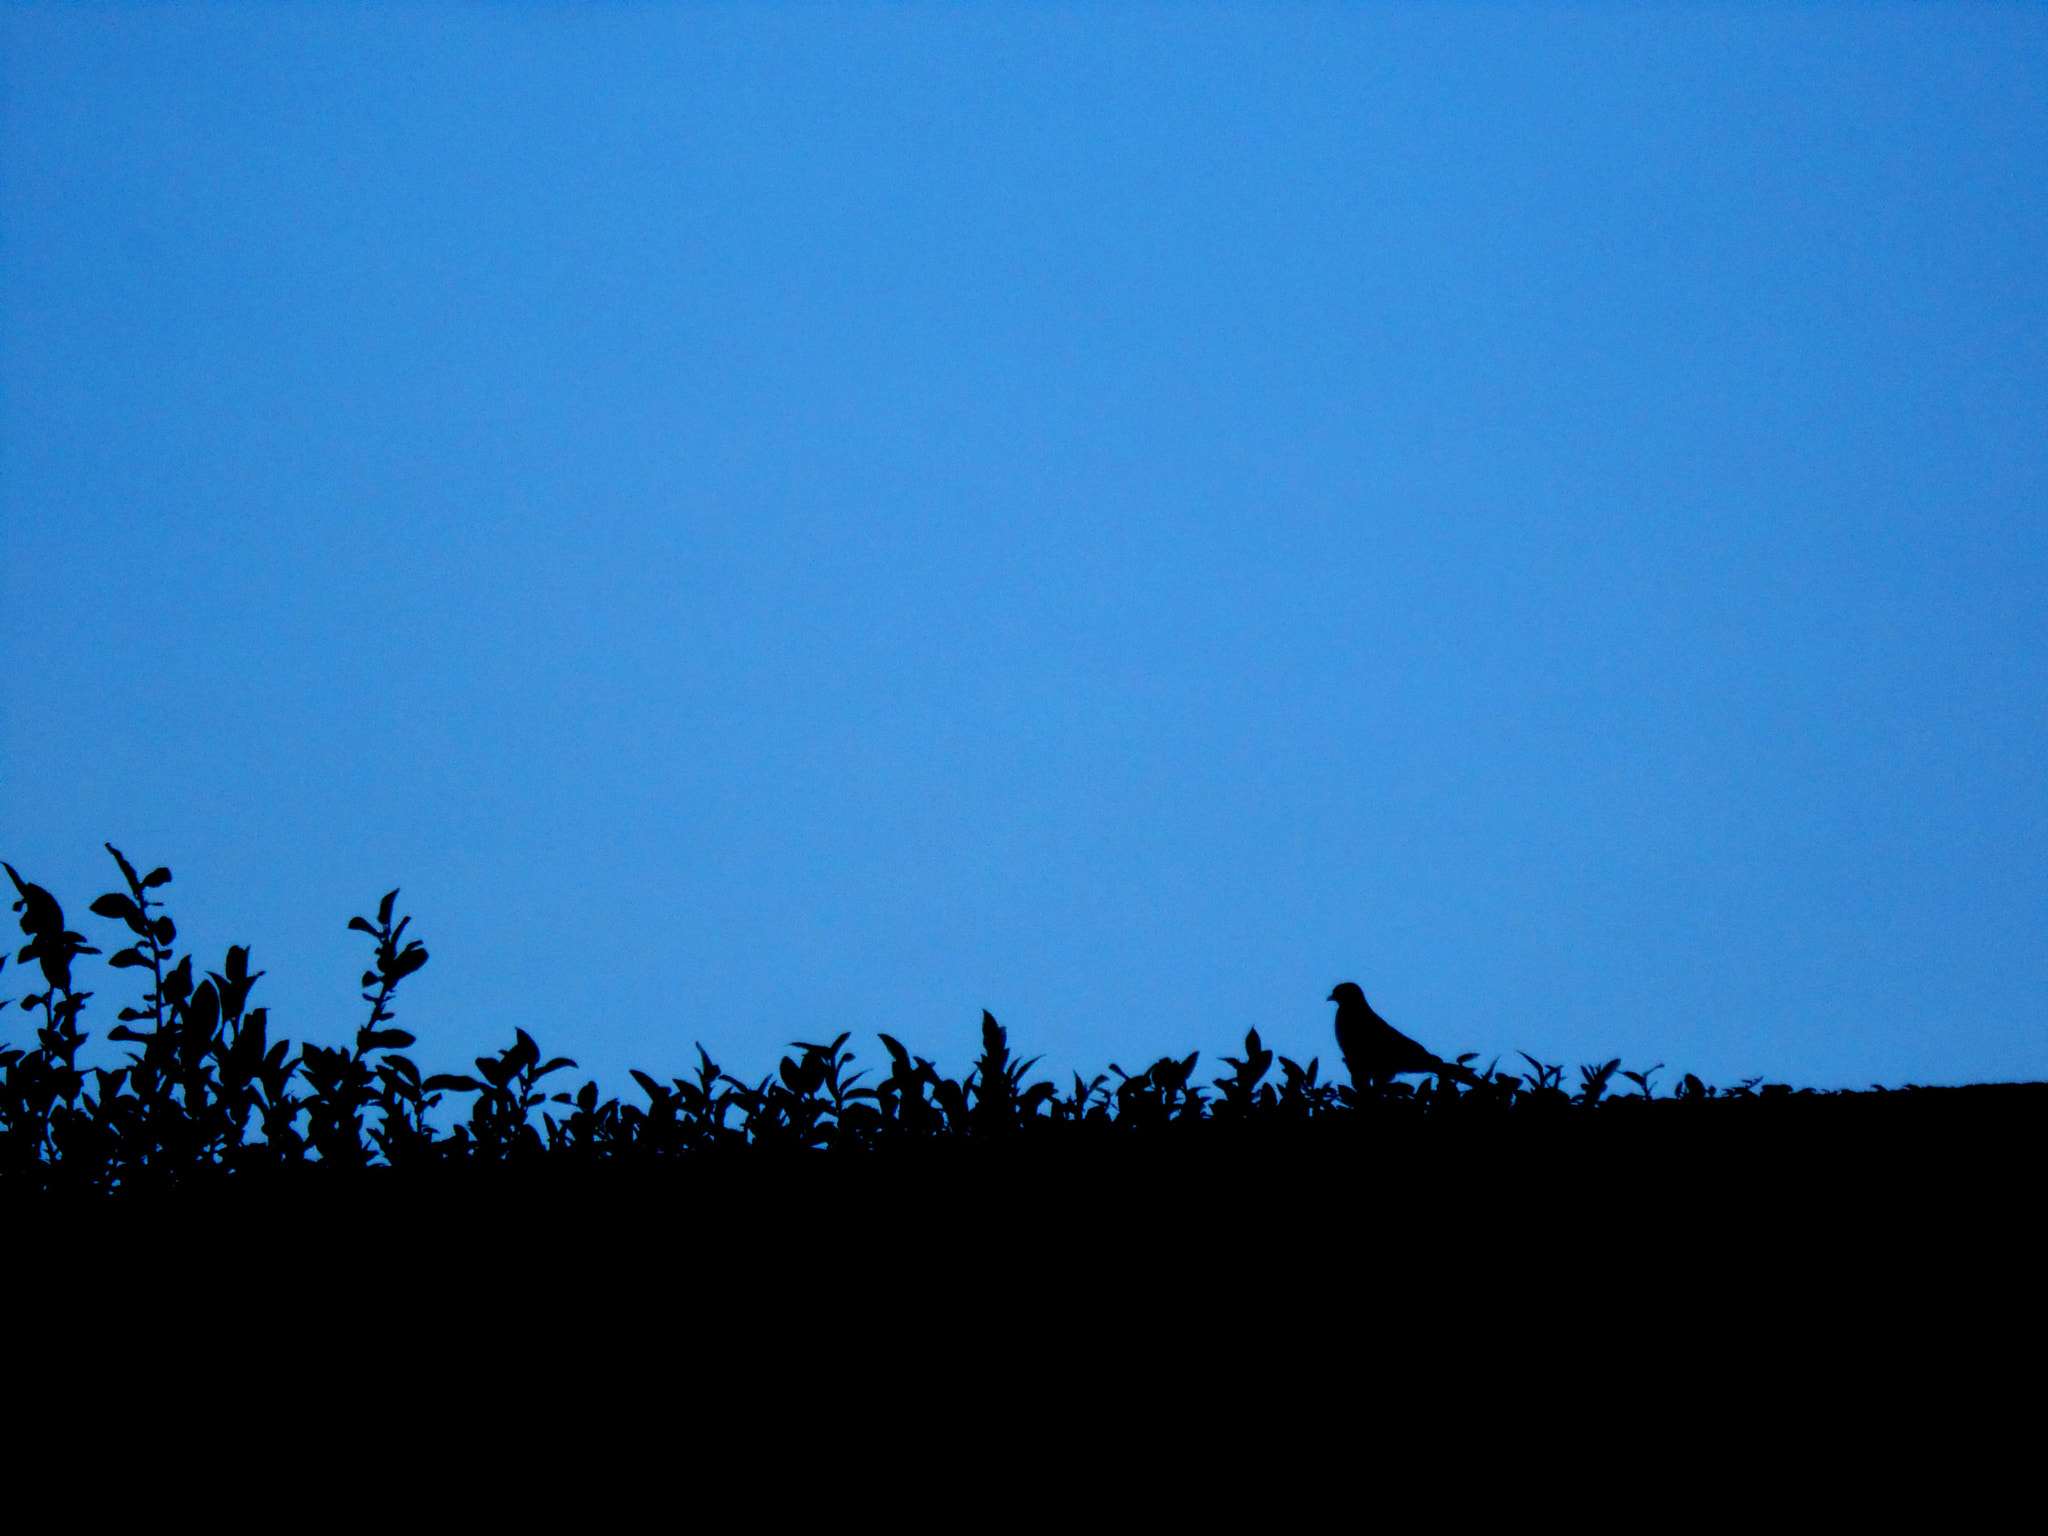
[1328,982,1479,1089]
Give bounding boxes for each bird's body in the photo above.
[1328,982,1476,1088]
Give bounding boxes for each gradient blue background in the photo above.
[4,5,2044,1097]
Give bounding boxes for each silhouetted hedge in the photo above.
[5,845,2042,1202]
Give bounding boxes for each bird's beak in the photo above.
[1326,988,1339,1001]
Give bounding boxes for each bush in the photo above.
[2,844,2038,1201]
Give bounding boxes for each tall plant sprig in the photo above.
[352,889,443,1164]
[301,889,431,1167]
[203,944,296,1169]
[3,863,100,1176]
[91,845,192,1179]
[1211,1030,1277,1122]
[91,845,174,1037]
[968,1011,1054,1135]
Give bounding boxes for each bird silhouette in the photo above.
[1329,982,1478,1089]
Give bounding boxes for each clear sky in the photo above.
[3,5,2044,1098]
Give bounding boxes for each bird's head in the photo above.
[1328,981,1366,1006]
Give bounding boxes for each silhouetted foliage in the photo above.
[2,845,2041,1198]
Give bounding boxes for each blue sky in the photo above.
[3,5,2044,1097]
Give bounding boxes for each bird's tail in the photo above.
[1430,1056,1484,1089]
